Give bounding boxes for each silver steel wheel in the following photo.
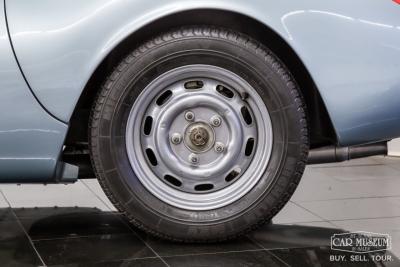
[126,65,273,210]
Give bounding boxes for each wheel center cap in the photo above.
[190,127,209,146]
[184,122,215,153]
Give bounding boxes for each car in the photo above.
[1,0,399,242]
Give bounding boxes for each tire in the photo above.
[89,27,309,242]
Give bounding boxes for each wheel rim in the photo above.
[126,65,273,211]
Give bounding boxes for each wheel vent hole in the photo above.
[225,168,241,182]
[145,148,158,166]
[184,80,204,90]
[164,175,182,187]
[156,90,172,106]
[216,85,234,98]
[143,116,153,135]
[194,183,214,192]
[245,138,255,156]
[241,106,253,125]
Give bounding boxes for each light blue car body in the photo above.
[1,0,400,181]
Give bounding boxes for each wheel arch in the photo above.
[66,9,337,155]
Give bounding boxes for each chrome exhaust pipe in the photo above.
[308,141,388,165]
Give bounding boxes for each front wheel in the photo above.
[90,27,308,242]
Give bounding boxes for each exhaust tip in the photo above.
[308,141,388,165]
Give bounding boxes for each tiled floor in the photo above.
[0,156,399,266]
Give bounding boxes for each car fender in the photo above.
[5,0,400,145]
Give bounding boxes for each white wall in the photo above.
[389,139,400,157]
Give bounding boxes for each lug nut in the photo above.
[189,153,199,165]
[210,115,222,127]
[215,142,225,153]
[185,111,195,121]
[171,133,182,145]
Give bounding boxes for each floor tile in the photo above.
[291,167,345,201]
[139,235,261,257]
[272,202,323,224]
[373,156,400,171]
[286,221,338,229]
[331,217,400,234]
[299,197,400,221]
[0,221,43,266]
[20,211,131,241]
[1,182,110,211]
[319,164,400,182]
[309,157,381,168]
[13,206,109,220]
[81,179,117,211]
[51,257,167,267]
[293,179,400,202]
[0,192,14,222]
[0,239,43,267]
[0,191,10,206]
[34,233,155,265]
[163,250,287,267]
[388,232,400,258]
[0,220,27,242]
[270,247,400,267]
[292,168,400,202]
[249,223,345,250]
[0,208,16,222]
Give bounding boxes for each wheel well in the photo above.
[65,9,337,176]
